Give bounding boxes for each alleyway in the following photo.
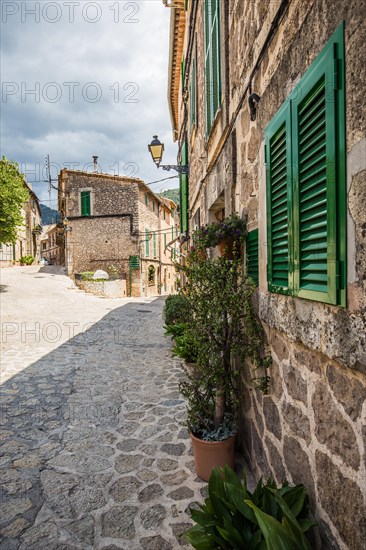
[0,267,202,549]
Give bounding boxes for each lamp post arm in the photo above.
[159,164,189,175]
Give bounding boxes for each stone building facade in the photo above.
[58,170,179,297]
[0,182,42,266]
[166,0,366,547]
[40,224,62,265]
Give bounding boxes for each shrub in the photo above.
[20,255,34,265]
[172,329,199,363]
[185,466,316,549]
[163,294,189,325]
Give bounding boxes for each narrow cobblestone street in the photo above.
[0,267,203,549]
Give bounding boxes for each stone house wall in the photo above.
[173,0,366,547]
[59,170,179,297]
[138,188,180,297]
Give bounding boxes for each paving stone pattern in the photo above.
[0,267,204,549]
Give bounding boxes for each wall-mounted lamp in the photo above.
[148,136,189,175]
[248,93,261,121]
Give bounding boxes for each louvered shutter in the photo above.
[81,191,91,217]
[145,229,149,257]
[246,229,259,285]
[180,140,189,233]
[266,102,293,294]
[204,1,212,133]
[292,46,337,304]
[190,59,196,128]
[211,0,221,117]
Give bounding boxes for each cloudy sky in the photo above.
[1,0,178,208]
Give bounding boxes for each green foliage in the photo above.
[179,247,271,436]
[80,271,95,281]
[194,414,237,442]
[108,264,120,280]
[164,322,188,339]
[160,188,180,205]
[172,329,199,364]
[193,213,247,250]
[185,466,316,549]
[163,294,189,325]
[20,255,34,265]
[0,157,29,245]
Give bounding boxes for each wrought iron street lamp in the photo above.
[148,136,189,175]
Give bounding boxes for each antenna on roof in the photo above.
[93,156,99,173]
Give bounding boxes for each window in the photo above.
[246,229,259,286]
[153,201,155,213]
[163,209,166,220]
[164,233,167,249]
[145,193,148,207]
[153,233,157,258]
[204,0,221,134]
[266,23,346,306]
[81,191,91,217]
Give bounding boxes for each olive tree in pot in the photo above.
[179,245,270,481]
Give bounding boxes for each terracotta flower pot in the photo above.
[217,237,241,259]
[190,432,236,481]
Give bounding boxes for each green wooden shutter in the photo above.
[266,102,293,294]
[204,1,211,134]
[211,0,221,117]
[81,191,91,217]
[181,56,185,92]
[180,140,189,233]
[204,0,221,134]
[164,233,167,249]
[190,58,196,129]
[145,229,149,256]
[247,229,259,285]
[292,36,340,305]
[265,23,346,306]
[153,233,157,257]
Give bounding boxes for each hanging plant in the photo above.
[192,213,247,250]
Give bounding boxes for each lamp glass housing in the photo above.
[148,136,164,166]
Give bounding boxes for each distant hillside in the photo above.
[40,204,60,225]
[160,188,180,206]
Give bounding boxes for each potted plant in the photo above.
[185,466,316,549]
[179,235,270,481]
[193,213,247,259]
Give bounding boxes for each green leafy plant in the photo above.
[0,157,29,245]
[164,322,188,339]
[179,248,271,439]
[20,255,34,265]
[163,294,189,326]
[193,213,247,250]
[108,264,120,280]
[185,466,316,549]
[172,329,199,364]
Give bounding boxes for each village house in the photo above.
[40,224,63,265]
[58,169,179,297]
[166,0,366,547]
[0,182,42,266]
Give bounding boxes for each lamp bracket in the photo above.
[160,164,190,175]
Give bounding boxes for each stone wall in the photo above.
[176,0,366,547]
[59,170,179,297]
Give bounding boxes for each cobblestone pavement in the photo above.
[0,267,204,549]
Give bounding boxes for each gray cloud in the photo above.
[1,0,178,207]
